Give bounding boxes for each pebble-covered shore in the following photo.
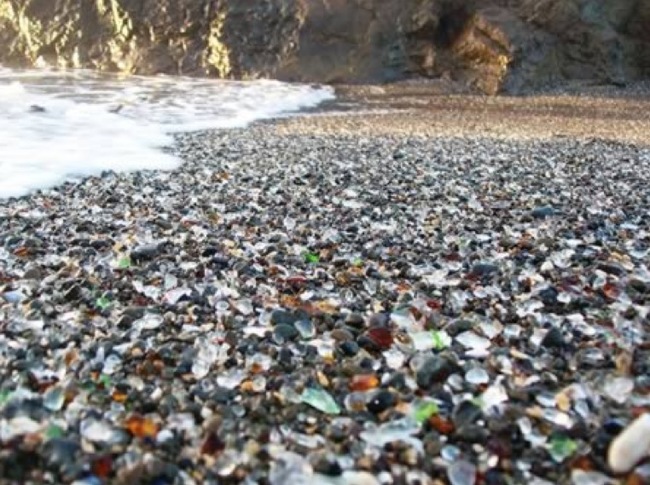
[0,120,649,484]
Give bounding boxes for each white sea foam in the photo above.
[0,67,334,199]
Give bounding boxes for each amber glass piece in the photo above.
[429,415,455,435]
[112,390,128,403]
[625,474,644,485]
[349,374,379,391]
[125,414,158,438]
[602,282,619,300]
[240,380,255,392]
[13,246,29,257]
[64,349,79,367]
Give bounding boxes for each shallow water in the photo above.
[0,67,334,199]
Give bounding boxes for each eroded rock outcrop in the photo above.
[0,0,649,93]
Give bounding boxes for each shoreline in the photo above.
[286,81,650,146]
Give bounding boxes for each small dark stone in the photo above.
[131,243,162,263]
[174,360,192,376]
[331,328,354,341]
[538,286,559,306]
[602,418,625,435]
[386,373,407,390]
[416,354,459,389]
[357,335,379,352]
[141,399,160,414]
[359,357,375,370]
[541,327,565,348]
[271,309,299,326]
[597,263,626,276]
[339,341,359,356]
[345,313,366,329]
[123,306,146,319]
[531,206,555,218]
[486,437,513,458]
[622,306,637,319]
[312,457,343,476]
[210,254,230,269]
[470,263,499,277]
[23,267,43,280]
[485,469,508,485]
[567,419,590,440]
[27,299,42,311]
[455,424,489,443]
[367,313,390,327]
[0,450,41,481]
[445,319,475,336]
[328,425,349,444]
[153,217,173,230]
[278,347,293,365]
[367,390,395,414]
[155,464,180,483]
[627,278,648,294]
[63,284,82,302]
[202,246,220,257]
[273,324,299,343]
[452,400,483,429]
[117,314,136,329]
[423,433,443,456]
[42,438,80,468]
[90,239,112,251]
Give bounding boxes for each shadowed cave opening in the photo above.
[434,6,471,48]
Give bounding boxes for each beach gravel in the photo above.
[0,105,649,484]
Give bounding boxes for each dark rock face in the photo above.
[1,0,649,93]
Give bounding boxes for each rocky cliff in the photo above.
[1,0,649,94]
